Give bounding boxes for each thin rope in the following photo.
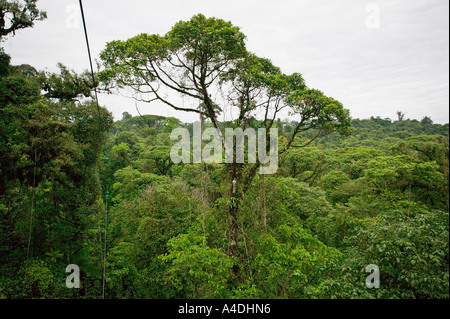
[263,174,267,229]
[26,150,37,259]
[102,186,109,299]
[78,0,108,299]
[79,0,100,117]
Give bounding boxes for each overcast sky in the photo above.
[2,0,449,123]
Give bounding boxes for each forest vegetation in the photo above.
[0,1,448,299]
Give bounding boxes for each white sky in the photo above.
[2,0,449,124]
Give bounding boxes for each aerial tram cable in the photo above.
[78,0,108,299]
[78,0,100,116]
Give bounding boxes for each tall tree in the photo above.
[99,14,351,273]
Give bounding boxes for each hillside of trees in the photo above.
[1,93,448,298]
[100,113,450,299]
[0,1,448,299]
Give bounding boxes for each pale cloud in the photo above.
[3,0,448,123]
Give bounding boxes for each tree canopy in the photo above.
[0,0,46,40]
[0,9,448,300]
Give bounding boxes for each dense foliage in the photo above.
[0,47,113,298]
[0,3,448,299]
[89,112,447,299]
[2,98,447,298]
